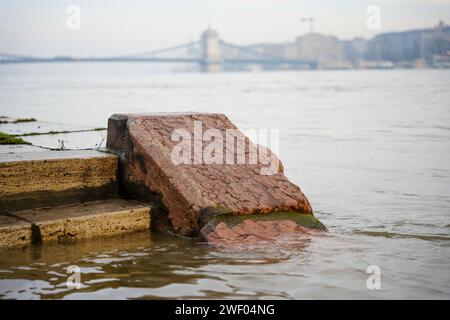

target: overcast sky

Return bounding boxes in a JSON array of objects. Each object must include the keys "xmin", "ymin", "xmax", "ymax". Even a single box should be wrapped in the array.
[{"xmin": 1, "ymin": 0, "xmax": 449, "ymax": 56}]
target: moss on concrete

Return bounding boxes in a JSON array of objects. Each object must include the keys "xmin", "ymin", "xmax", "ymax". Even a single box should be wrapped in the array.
[
  {"xmin": 210, "ymin": 211, "xmax": 326, "ymax": 231},
  {"xmin": 19, "ymin": 128, "xmax": 106, "ymax": 137},
  {"xmin": 0, "ymin": 132, "xmax": 30, "ymax": 145}
]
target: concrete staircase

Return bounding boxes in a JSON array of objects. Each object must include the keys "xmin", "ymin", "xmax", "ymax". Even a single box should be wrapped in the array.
[{"xmin": 0, "ymin": 145, "xmax": 151, "ymax": 248}]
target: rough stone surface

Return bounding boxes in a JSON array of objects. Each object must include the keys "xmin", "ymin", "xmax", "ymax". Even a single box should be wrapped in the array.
[
  {"xmin": 0, "ymin": 215, "xmax": 32, "ymax": 248},
  {"xmin": 0, "ymin": 199, "xmax": 151, "ymax": 248},
  {"xmin": 0, "ymin": 148, "xmax": 118, "ymax": 212},
  {"xmin": 107, "ymin": 113, "xmax": 315, "ymax": 238},
  {"xmin": 206, "ymin": 220, "xmax": 323, "ymax": 246}
]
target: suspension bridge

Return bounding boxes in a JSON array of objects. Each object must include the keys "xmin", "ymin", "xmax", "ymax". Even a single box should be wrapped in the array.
[{"xmin": 0, "ymin": 28, "xmax": 317, "ymax": 71}]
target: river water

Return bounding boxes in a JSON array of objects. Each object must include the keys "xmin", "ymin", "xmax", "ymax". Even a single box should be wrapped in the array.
[{"xmin": 0, "ymin": 64, "xmax": 449, "ymax": 299}]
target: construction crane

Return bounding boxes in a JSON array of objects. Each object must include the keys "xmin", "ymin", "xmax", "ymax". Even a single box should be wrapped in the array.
[{"xmin": 301, "ymin": 17, "xmax": 315, "ymax": 34}]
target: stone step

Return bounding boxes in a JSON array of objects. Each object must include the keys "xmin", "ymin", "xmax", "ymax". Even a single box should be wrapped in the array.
[
  {"xmin": 0, "ymin": 145, "xmax": 118, "ymax": 212},
  {"xmin": 0, "ymin": 199, "xmax": 151, "ymax": 248},
  {"xmin": 107, "ymin": 113, "xmax": 324, "ymax": 241}
]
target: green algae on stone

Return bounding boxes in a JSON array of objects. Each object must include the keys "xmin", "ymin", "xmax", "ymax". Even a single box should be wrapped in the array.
[
  {"xmin": 0, "ymin": 132, "xmax": 31, "ymax": 145},
  {"xmin": 210, "ymin": 211, "xmax": 326, "ymax": 231},
  {"xmin": 13, "ymin": 118, "xmax": 37, "ymax": 123}
]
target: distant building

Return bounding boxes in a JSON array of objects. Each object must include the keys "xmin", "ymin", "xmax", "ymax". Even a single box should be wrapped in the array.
[
  {"xmin": 295, "ymin": 33, "xmax": 347, "ymax": 68},
  {"xmin": 248, "ymin": 43, "xmax": 286, "ymax": 58},
  {"xmin": 367, "ymin": 21, "xmax": 450, "ymax": 66},
  {"xmin": 343, "ymin": 37, "xmax": 369, "ymax": 67},
  {"xmin": 233, "ymin": 21, "xmax": 450, "ymax": 70}
]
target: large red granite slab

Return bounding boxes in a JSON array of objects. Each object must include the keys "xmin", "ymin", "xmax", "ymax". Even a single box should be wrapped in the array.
[{"xmin": 106, "ymin": 113, "xmax": 317, "ymax": 238}]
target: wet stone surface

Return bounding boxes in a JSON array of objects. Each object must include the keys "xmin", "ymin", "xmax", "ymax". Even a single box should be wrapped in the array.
[
  {"xmin": 0, "ymin": 146, "xmax": 118, "ymax": 212},
  {"xmin": 107, "ymin": 113, "xmax": 321, "ymax": 240}
]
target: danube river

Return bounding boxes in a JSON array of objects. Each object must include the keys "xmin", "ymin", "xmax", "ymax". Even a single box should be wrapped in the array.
[{"xmin": 0, "ymin": 64, "xmax": 449, "ymax": 299}]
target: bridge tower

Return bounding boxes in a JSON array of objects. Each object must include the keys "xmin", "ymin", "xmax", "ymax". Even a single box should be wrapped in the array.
[{"xmin": 200, "ymin": 27, "xmax": 222, "ymax": 72}]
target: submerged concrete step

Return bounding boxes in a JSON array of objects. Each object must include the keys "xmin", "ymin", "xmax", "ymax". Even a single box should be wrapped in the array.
[
  {"xmin": 0, "ymin": 199, "xmax": 151, "ymax": 248},
  {"xmin": 0, "ymin": 145, "xmax": 118, "ymax": 212}
]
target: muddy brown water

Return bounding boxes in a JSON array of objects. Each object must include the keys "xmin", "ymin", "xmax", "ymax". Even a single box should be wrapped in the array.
[{"xmin": 0, "ymin": 66, "xmax": 449, "ymax": 299}]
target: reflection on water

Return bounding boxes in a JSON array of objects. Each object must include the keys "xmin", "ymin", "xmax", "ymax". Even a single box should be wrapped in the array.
[
  {"xmin": 0, "ymin": 67, "xmax": 450, "ymax": 299},
  {"xmin": 0, "ymin": 232, "xmax": 311, "ymax": 299},
  {"xmin": 1, "ymin": 230, "xmax": 449, "ymax": 299}
]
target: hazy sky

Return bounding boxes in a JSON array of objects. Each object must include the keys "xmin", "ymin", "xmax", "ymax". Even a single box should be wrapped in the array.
[{"xmin": 1, "ymin": 0, "xmax": 449, "ymax": 56}]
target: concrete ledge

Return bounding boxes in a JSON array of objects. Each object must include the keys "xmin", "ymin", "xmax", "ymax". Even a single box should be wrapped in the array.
[
  {"xmin": 0, "ymin": 199, "xmax": 151, "ymax": 248},
  {"xmin": 107, "ymin": 113, "xmax": 316, "ymax": 238},
  {"xmin": 0, "ymin": 146, "xmax": 118, "ymax": 212}
]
